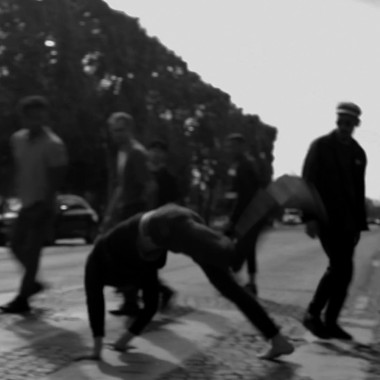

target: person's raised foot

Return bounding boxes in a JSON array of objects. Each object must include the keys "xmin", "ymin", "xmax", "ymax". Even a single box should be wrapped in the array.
[
  {"xmin": 325, "ymin": 323, "xmax": 353, "ymax": 341},
  {"xmin": 0, "ymin": 297, "xmax": 31, "ymax": 314},
  {"xmin": 302, "ymin": 312, "xmax": 330, "ymax": 339},
  {"xmin": 258, "ymin": 333, "xmax": 294, "ymax": 360}
]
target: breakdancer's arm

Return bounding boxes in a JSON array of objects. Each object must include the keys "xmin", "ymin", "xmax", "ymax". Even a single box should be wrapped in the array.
[
  {"xmin": 113, "ymin": 270, "xmax": 160, "ymax": 352},
  {"xmin": 75, "ymin": 250, "xmax": 106, "ymax": 361}
]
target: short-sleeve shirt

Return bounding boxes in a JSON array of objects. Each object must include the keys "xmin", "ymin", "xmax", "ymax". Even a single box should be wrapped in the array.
[{"xmin": 11, "ymin": 127, "xmax": 68, "ymax": 207}]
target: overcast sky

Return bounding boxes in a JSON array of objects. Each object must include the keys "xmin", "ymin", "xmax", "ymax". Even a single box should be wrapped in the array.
[{"xmin": 105, "ymin": 0, "xmax": 380, "ymax": 200}]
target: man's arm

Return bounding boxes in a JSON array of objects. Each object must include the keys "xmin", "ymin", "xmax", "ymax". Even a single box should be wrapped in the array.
[
  {"xmin": 113, "ymin": 270, "xmax": 160, "ymax": 352},
  {"xmin": 81, "ymin": 249, "xmax": 106, "ymax": 360},
  {"xmin": 46, "ymin": 140, "xmax": 68, "ymax": 205},
  {"xmin": 133, "ymin": 150, "xmax": 158, "ymax": 209},
  {"xmin": 301, "ymin": 141, "xmax": 321, "ymax": 237}
]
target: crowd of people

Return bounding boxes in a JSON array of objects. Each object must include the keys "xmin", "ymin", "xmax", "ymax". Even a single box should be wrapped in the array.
[{"xmin": 0, "ymin": 95, "xmax": 368, "ymax": 361}]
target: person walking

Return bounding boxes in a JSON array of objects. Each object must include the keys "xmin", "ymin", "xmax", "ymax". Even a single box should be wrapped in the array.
[
  {"xmin": 79, "ymin": 203, "xmax": 294, "ymax": 361},
  {"xmin": 224, "ymin": 133, "xmax": 266, "ymax": 296},
  {"xmin": 0, "ymin": 95, "xmax": 68, "ymax": 314},
  {"xmin": 147, "ymin": 139, "xmax": 182, "ymax": 309},
  {"xmin": 101, "ymin": 112, "xmax": 157, "ymax": 316},
  {"xmin": 302, "ymin": 101, "xmax": 367, "ymax": 340}
]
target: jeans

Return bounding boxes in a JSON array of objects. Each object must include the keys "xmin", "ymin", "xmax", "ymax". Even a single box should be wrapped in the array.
[{"xmin": 10, "ymin": 202, "xmax": 54, "ymax": 299}]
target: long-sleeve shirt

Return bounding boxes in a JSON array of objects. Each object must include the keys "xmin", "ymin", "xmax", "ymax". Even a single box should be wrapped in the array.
[{"xmin": 84, "ymin": 213, "xmax": 166, "ymax": 337}]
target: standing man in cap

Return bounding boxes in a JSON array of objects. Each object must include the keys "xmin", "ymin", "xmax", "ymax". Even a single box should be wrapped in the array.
[{"xmin": 301, "ymin": 102, "xmax": 367, "ymax": 340}]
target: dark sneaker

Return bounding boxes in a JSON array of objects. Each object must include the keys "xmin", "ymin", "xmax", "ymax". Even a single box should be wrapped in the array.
[
  {"xmin": 325, "ymin": 324, "xmax": 353, "ymax": 341},
  {"xmin": 244, "ymin": 283, "xmax": 258, "ymax": 296},
  {"xmin": 109, "ymin": 303, "xmax": 140, "ymax": 316},
  {"xmin": 0, "ymin": 298, "xmax": 31, "ymax": 314},
  {"xmin": 30, "ymin": 281, "xmax": 47, "ymax": 297},
  {"xmin": 302, "ymin": 313, "xmax": 330, "ymax": 339}
]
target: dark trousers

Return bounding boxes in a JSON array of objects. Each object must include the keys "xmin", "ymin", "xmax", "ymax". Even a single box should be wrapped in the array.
[
  {"xmin": 199, "ymin": 262, "xmax": 279, "ymax": 339},
  {"xmin": 168, "ymin": 216, "xmax": 279, "ymax": 339},
  {"xmin": 231, "ymin": 219, "xmax": 267, "ymax": 274},
  {"xmin": 308, "ymin": 229, "xmax": 358, "ymax": 324},
  {"xmin": 10, "ymin": 202, "xmax": 54, "ymax": 299}
]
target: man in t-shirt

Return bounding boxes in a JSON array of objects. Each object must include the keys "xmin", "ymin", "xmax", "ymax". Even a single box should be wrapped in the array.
[{"xmin": 1, "ymin": 95, "xmax": 68, "ymax": 314}]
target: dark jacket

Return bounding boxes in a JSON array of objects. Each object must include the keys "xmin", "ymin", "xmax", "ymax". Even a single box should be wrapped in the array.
[
  {"xmin": 153, "ymin": 168, "xmax": 181, "ymax": 206},
  {"xmin": 85, "ymin": 213, "xmax": 166, "ymax": 338},
  {"xmin": 229, "ymin": 154, "xmax": 262, "ymax": 228},
  {"xmin": 104, "ymin": 140, "xmax": 157, "ymax": 229},
  {"xmin": 302, "ymin": 130, "xmax": 367, "ymax": 232},
  {"xmin": 85, "ymin": 204, "xmax": 234, "ymax": 338}
]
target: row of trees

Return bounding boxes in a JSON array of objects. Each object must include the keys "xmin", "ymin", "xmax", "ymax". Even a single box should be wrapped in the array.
[{"xmin": 0, "ymin": 0, "xmax": 277, "ymax": 217}]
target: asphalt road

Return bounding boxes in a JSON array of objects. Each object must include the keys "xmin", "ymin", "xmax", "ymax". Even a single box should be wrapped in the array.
[{"xmin": 0, "ymin": 224, "xmax": 378, "ymax": 315}]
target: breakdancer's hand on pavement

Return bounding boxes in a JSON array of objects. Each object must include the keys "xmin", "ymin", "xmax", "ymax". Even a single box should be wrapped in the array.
[{"xmin": 305, "ymin": 220, "xmax": 320, "ymax": 239}]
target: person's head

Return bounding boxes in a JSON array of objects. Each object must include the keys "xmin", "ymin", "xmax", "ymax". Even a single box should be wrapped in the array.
[
  {"xmin": 18, "ymin": 95, "xmax": 49, "ymax": 135},
  {"xmin": 107, "ymin": 112, "xmax": 135, "ymax": 146},
  {"xmin": 148, "ymin": 140, "xmax": 169, "ymax": 170},
  {"xmin": 335, "ymin": 102, "xmax": 361, "ymax": 143},
  {"xmin": 224, "ymin": 133, "xmax": 246, "ymax": 160}
]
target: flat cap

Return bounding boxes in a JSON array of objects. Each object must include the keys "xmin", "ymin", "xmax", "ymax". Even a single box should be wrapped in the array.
[{"xmin": 336, "ymin": 102, "xmax": 361, "ymax": 118}]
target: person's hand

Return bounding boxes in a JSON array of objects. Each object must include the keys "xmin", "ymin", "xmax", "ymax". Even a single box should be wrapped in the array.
[{"xmin": 305, "ymin": 220, "xmax": 320, "ymax": 239}]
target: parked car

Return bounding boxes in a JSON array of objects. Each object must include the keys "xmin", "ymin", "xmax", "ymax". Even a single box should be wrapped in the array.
[
  {"xmin": 281, "ymin": 208, "xmax": 303, "ymax": 225},
  {"xmin": 0, "ymin": 194, "xmax": 99, "ymax": 246}
]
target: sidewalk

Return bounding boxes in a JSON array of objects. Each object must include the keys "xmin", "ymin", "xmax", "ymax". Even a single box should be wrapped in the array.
[{"xmin": 0, "ymin": 285, "xmax": 379, "ymax": 380}]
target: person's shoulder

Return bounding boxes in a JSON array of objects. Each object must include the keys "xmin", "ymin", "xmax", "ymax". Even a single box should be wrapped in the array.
[
  {"xmin": 11, "ymin": 128, "xmax": 28, "ymax": 141},
  {"xmin": 309, "ymin": 131, "xmax": 334, "ymax": 149},
  {"xmin": 44, "ymin": 127, "xmax": 65, "ymax": 146},
  {"xmin": 130, "ymin": 140, "xmax": 148, "ymax": 156}
]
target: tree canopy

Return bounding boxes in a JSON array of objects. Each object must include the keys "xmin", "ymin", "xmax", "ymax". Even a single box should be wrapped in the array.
[{"xmin": 0, "ymin": 0, "xmax": 277, "ymax": 216}]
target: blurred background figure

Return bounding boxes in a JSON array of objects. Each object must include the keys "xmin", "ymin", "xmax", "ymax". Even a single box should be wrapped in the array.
[
  {"xmin": 224, "ymin": 133, "xmax": 266, "ymax": 296},
  {"xmin": 147, "ymin": 139, "xmax": 182, "ymax": 310},
  {"xmin": 101, "ymin": 111, "xmax": 157, "ymax": 316},
  {"xmin": 302, "ymin": 102, "xmax": 367, "ymax": 340},
  {"xmin": 148, "ymin": 140, "xmax": 181, "ymax": 206},
  {"xmin": 0, "ymin": 95, "xmax": 68, "ymax": 314}
]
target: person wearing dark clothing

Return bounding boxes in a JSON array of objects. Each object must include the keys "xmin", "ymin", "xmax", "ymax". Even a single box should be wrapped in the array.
[
  {"xmin": 0, "ymin": 96, "xmax": 68, "ymax": 314},
  {"xmin": 80, "ymin": 204, "xmax": 294, "ymax": 361},
  {"xmin": 224, "ymin": 133, "xmax": 266, "ymax": 295},
  {"xmin": 302, "ymin": 101, "xmax": 367, "ymax": 340},
  {"xmin": 148, "ymin": 140, "xmax": 181, "ymax": 206},
  {"xmin": 147, "ymin": 140, "xmax": 182, "ymax": 309},
  {"xmin": 102, "ymin": 112, "xmax": 157, "ymax": 317}
]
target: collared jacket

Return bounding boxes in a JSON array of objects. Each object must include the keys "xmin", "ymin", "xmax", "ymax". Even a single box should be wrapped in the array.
[
  {"xmin": 302, "ymin": 130, "xmax": 367, "ymax": 232},
  {"xmin": 103, "ymin": 139, "xmax": 157, "ymax": 230}
]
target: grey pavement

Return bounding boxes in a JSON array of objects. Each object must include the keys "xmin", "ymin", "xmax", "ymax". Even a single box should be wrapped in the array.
[{"xmin": 0, "ymin": 228, "xmax": 379, "ymax": 379}]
